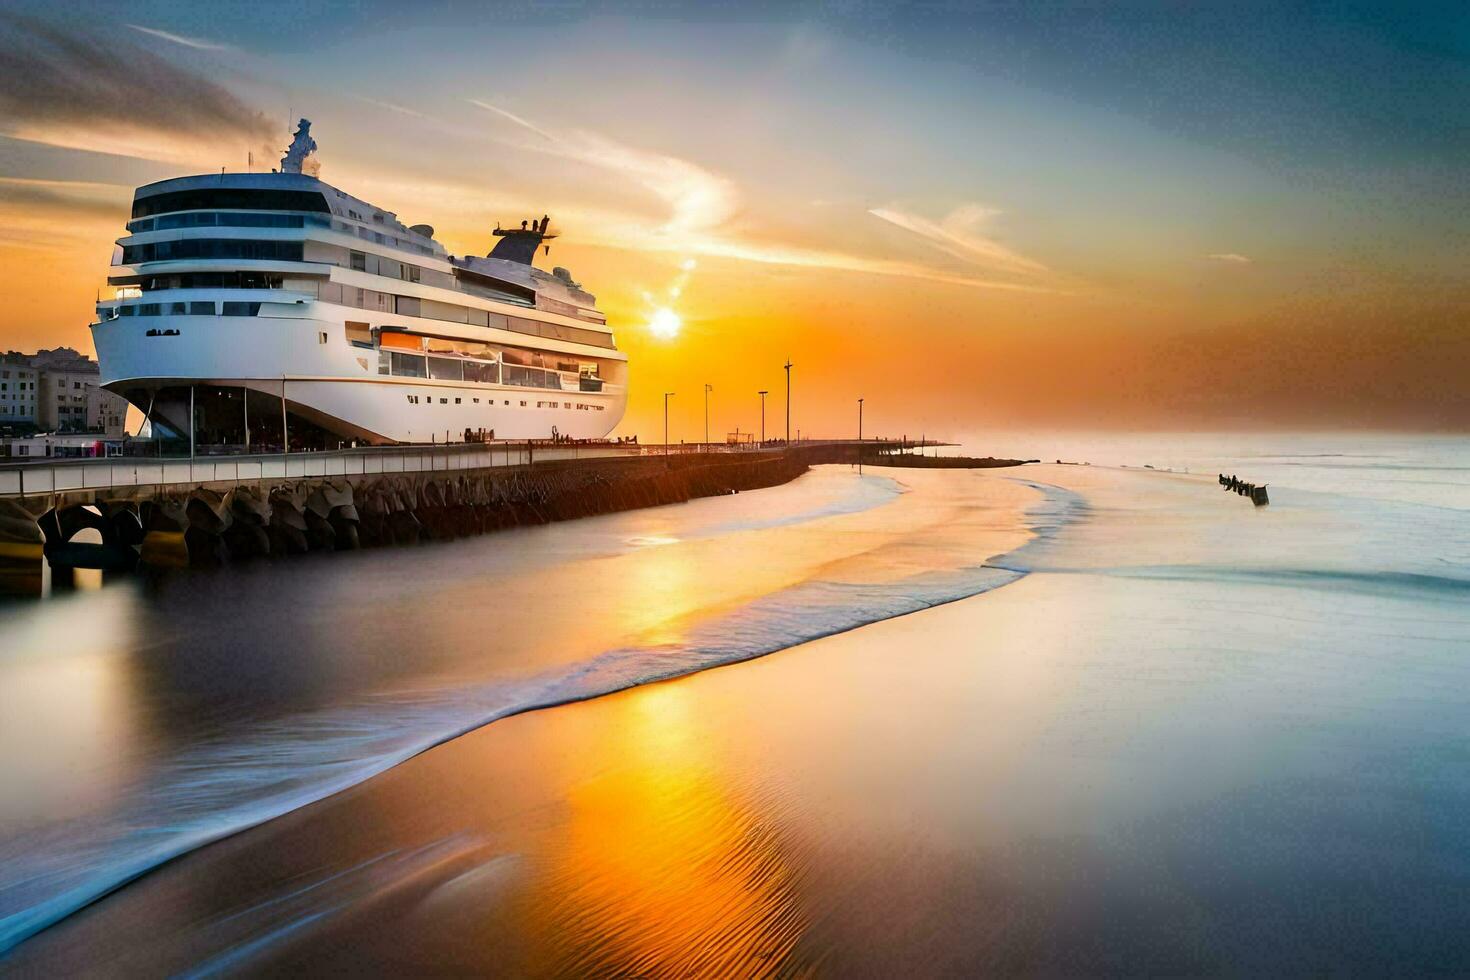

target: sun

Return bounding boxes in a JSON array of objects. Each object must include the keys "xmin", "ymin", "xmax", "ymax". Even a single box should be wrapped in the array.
[{"xmin": 648, "ymin": 307, "xmax": 682, "ymax": 339}]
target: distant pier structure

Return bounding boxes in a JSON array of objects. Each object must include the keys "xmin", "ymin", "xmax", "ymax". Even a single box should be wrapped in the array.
[{"xmin": 1219, "ymin": 473, "xmax": 1270, "ymax": 506}]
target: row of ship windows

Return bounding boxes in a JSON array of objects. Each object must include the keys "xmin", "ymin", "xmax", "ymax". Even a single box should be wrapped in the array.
[
  {"xmin": 132, "ymin": 189, "xmax": 330, "ymax": 218},
  {"xmin": 107, "ymin": 293, "xmax": 615, "ymax": 351},
  {"xmin": 115, "ymin": 302, "xmax": 262, "ymax": 317},
  {"xmin": 381, "ymin": 351, "xmax": 602, "ymax": 392},
  {"xmin": 334, "ymin": 219, "xmax": 436, "ymax": 256},
  {"xmin": 106, "ymin": 296, "xmax": 614, "ymax": 353},
  {"xmin": 126, "ymin": 212, "xmax": 328, "ymax": 233},
  {"xmin": 404, "ymin": 394, "xmax": 606, "ymax": 411},
  {"xmin": 121, "ymin": 240, "xmax": 303, "ymax": 264},
  {"xmin": 126, "ymin": 209, "xmax": 437, "ymax": 260}
]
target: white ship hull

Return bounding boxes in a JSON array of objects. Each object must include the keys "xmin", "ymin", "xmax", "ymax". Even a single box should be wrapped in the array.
[{"xmin": 93, "ymin": 307, "xmax": 626, "ymax": 443}]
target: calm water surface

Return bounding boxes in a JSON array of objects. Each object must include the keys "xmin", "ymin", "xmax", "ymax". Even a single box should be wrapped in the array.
[{"xmin": 2, "ymin": 432, "xmax": 1468, "ymax": 972}]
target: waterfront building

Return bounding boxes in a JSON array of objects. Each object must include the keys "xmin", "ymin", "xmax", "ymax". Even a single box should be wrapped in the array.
[
  {"xmin": 0, "ymin": 354, "xmax": 38, "ymax": 430},
  {"xmin": 1, "ymin": 348, "xmax": 128, "ymax": 437}
]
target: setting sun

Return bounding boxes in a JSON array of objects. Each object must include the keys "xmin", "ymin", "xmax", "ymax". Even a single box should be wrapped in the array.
[{"xmin": 648, "ymin": 307, "xmax": 682, "ymax": 339}]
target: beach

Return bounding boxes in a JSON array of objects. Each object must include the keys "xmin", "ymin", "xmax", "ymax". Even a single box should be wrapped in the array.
[{"xmin": 6, "ymin": 442, "xmax": 1470, "ymax": 974}]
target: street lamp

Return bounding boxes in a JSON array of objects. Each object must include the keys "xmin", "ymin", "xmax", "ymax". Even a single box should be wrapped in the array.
[
  {"xmin": 757, "ymin": 390, "xmax": 769, "ymax": 445},
  {"xmin": 704, "ymin": 383, "xmax": 712, "ymax": 451},
  {"xmin": 664, "ymin": 391, "xmax": 675, "ymax": 459},
  {"xmin": 858, "ymin": 397, "xmax": 864, "ymax": 441},
  {"xmin": 783, "ymin": 359, "xmax": 793, "ymax": 445}
]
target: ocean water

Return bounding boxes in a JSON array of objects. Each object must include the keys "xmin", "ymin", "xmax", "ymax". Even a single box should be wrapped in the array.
[
  {"xmin": 0, "ymin": 464, "xmax": 1024, "ymax": 954},
  {"xmin": 1, "ymin": 432, "xmax": 1468, "ymax": 969}
]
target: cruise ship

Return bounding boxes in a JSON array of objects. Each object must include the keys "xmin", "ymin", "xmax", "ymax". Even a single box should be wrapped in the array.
[{"xmin": 91, "ymin": 121, "xmax": 627, "ymax": 452}]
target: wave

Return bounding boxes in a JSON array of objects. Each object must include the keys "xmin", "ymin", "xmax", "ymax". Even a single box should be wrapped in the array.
[{"xmin": 0, "ymin": 480, "xmax": 1075, "ymax": 957}]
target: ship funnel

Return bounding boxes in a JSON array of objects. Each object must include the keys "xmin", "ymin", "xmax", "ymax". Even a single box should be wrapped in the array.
[{"xmin": 488, "ymin": 214, "xmax": 557, "ymax": 265}]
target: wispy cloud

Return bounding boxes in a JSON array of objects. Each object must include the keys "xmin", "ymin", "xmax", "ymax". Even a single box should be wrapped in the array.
[
  {"xmin": 868, "ymin": 204, "xmax": 1046, "ymax": 277},
  {"xmin": 668, "ymin": 235, "xmax": 1055, "ymax": 293},
  {"xmin": 0, "ymin": 17, "xmax": 273, "ymax": 164},
  {"xmin": 468, "ymin": 98, "xmax": 738, "ymax": 235},
  {"xmin": 1208, "ymin": 252, "xmax": 1252, "ymax": 263},
  {"xmin": 467, "ymin": 99, "xmax": 556, "ymax": 142},
  {"xmin": 126, "ymin": 23, "xmax": 232, "ymax": 52},
  {"xmin": 463, "ymin": 99, "xmax": 1051, "ymax": 292}
]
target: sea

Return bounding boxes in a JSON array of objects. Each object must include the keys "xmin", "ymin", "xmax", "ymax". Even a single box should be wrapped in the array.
[{"xmin": 0, "ymin": 430, "xmax": 1466, "ymax": 967}]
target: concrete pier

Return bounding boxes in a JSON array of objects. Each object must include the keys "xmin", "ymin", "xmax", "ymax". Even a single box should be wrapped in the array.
[{"xmin": 0, "ymin": 439, "xmax": 952, "ymax": 596}]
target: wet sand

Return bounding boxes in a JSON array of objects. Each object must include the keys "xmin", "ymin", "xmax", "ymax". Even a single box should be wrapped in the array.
[{"xmin": 10, "ymin": 461, "xmax": 1470, "ymax": 975}]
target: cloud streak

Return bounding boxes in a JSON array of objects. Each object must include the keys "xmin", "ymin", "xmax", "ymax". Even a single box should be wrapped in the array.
[
  {"xmin": 868, "ymin": 204, "xmax": 1046, "ymax": 277},
  {"xmin": 126, "ymin": 24, "xmax": 233, "ymax": 52},
  {"xmin": 466, "ymin": 99, "xmax": 556, "ymax": 142},
  {"xmin": 469, "ymin": 98, "xmax": 738, "ymax": 234},
  {"xmin": 1208, "ymin": 252, "xmax": 1252, "ymax": 263}
]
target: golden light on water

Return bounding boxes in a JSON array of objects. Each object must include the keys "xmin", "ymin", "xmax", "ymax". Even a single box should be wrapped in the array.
[{"xmin": 533, "ymin": 681, "xmax": 810, "ymax": 977}]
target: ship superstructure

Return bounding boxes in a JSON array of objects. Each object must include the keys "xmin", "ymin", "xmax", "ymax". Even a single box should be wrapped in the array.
[{"xmin": 91, "ymin": 120, "xmax": 627, "ymax": 451}]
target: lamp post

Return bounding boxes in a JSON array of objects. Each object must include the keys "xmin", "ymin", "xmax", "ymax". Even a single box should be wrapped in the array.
[
  {"xmin": 758, "ymin": 390, "xmax": 768, "ymax": 445},
  {"xmin": 783, "ymin": 360, "xmax": 793, "ymax": 445},
  {"xmin": 704, "ymin": 383, "xmax": 712, "ymax": 451},
  {"xmin": 664, "ymin": 391, "xmax": 675, "ymax": 460},
  {"xmin": 858, "ymin": 397, "xmax": 864, "ymax": 442}
]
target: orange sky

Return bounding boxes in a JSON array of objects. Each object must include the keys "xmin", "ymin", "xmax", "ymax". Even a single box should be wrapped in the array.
[{"xmin": 1, "ymin": 5, "xmax": 1467, "ymax": 436}]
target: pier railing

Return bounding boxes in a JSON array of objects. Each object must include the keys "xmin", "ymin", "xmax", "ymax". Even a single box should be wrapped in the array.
[{"xmin": 0, "ymin": 442, "xmax": 644, "ymax": 497}]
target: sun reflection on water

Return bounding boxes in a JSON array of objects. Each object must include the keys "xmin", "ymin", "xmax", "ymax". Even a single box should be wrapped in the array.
[{"xmin": 531, "ymin": 682, "xmax": 813, "ymax": 978}]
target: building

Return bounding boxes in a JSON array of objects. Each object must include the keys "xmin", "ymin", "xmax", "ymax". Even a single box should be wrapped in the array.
[
  {"xmin": 0, "ymin": 353, "xmax": 39, "ymax": 430},
  {"xmin": 0, "ymin": 348, "xmax": 130, "ymax": 437}
]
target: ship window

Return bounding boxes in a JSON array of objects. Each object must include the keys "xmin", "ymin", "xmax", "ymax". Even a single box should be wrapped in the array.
[
  {"xmin": 350, "ymin": 251, "xmax": 366, "ymax": 272},
  {"xmin": 318, "ymin": 331, "xmax": 329, "ymax": 344},
  {"xmin": 131, "ymin": 187, "xmax": 330, "ymax": 218},
  {"xmin": 462, "ymin": 361, "xmax": 499, "ymax": 384},
  {"xmin": 390, "ymin": 352, "xmax": 426, "ymax": 378},
  {"xmin": 439, "ymin": 398, "xmax": 447, "ymax": 404},
  {"xmin": 138, "ymin": 303, "xmax": 160, "ymax": 316},
  {"xmin": 454, "ymin": 398, "xmax": 461, "ymax": 404},
  {"xmin": 117, "ymin": 306, "xmax": 135, "ymax": 316},
  {"xmin": 427, "ymin": 357, "xmax": 463, "ymax": 382},
  {"xmin": 121, "ymin": 239, "xmax": 304, "ymax": 263},
  {"xmin": 168, "ymin": 302, "xmax": 187, "ymax": 315},
  {"xmin": 189, "ymin": 301, "xmax": 215, "ymax": 315},
  {"xmin": 222, "ymin": 302, "xmax": 261, "ymax": 316}
]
